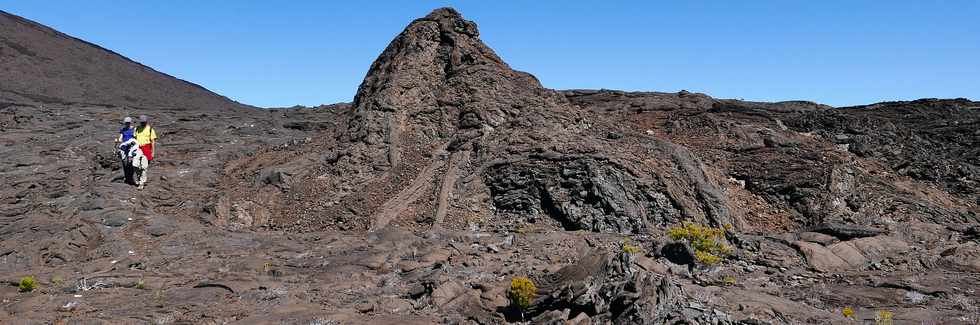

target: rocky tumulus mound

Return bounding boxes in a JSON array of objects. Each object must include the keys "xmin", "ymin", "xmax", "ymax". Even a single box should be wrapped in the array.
[{"xmin": 222, "ymin": 8, "xmax": 738, "ymax": 235}]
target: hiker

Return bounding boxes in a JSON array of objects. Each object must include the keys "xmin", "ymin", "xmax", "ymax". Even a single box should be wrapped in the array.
[
  {"xmin": 134, "ymin": 115, "xmax": 157, "ymax": 189},
  {"xmin": 119, "ymin": 138, "xmax": 149, "ymax": 188},
  {"xmin": 115, "ymin": 117, "xmax": 136, "ymax": 184},
  {"xmin": 115, "ymin": 116, "xmax": 135, "ymax": 147}
]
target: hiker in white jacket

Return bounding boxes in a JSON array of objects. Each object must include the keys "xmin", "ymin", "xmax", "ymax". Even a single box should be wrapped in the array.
[{"xmin": 118, "ymin": 138, "xmax": 148, "ymax": 189}]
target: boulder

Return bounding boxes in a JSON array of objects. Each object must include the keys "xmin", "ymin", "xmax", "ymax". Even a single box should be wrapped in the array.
[
  {"xmin": 102, "ymin": 210, "xmax": 131, "ymax": 227},
  {"xmin": 477, "ymin": 283, "xmax": 509, "ymax": 309},
  {"xmin": 255, "ymin": 168, "xmax": 292, "ymax": 190},
  {"xmin": 798, "ymin": 231, "xmax": 837, "ymax": 245},
  {"xmin": 429, "ymin": 280, "xmax": 491, "ymax": 321},
  {"xmin": 846, "ymin": 235, "xmax": 910, "ymax": 262},
  {"xmin": 964, "ymin": 225, "xmax": 980, "ymax": 240},
  {"xmin": 827, "ymin": 241, "xmax": 868, "ymax": 267},
  {"xmin": 227, "ymin": 200, "xmax": 271, "ymax": 228},
  {"xmin": 940, "ymin": 242, "xmax": 980, "ymax": 272},
  {"xmin": 567, "ymin": 312, "xmax": 591, "ymax": 325},
  {"xmin": 795, "ymin": 236, "xmax": 911, "ymax": 272},
  {"xmin": 794, "ymin": 241, "xmax": 848, "ymax": 272},
  {"xmin": 634, "ymin": 256, "xmax": 668, "ymax": 274},
  {"xmin": 431, "ymin": 281, "xmax": 467, "ymax": 308},
  {"xmin": 532, "ymin": 309, "xmax": 570, "ymax": 324},
  {"xmin": 807, "ymin": 222, "xmax": 885, "ymax": 240},
  {"xmin": 660, "ymin": 242, "xmax": 696, "ymax": 265},
  {"xmin": 420, "ymin": 248, "xmax": 451, "ymax": 267},
  {"xmin": 376, "ymin": 297, "xmax": 414, "ymax": 313},
  {"xmin": 531, "ymin": 249, "xmax": 735, "ymax": 324},
  {"xmin": 145, "ymin": 217, "xmax": 176, "ymax": 237}
]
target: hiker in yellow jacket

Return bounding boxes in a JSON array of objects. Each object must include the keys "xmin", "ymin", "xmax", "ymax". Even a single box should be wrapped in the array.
[{"xmin": 134, "ymin": 115, "xmax": 158, "ymax": 190}]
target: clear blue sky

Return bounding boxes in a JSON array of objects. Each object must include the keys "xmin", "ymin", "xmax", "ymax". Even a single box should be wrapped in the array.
[{"xmin": 3, "ymin": 1, "xmax": 978, "ymax": 107}]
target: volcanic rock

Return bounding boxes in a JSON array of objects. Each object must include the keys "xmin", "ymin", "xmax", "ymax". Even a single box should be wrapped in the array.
[
  {"xmin": 145, "ymin": 216, "xmax": 177, "ymax": 237},
  {"xmin": 531, "ymin": 250, "xmax": 735, "ymax": 324},
  {"xmin": 794, "ymin": 241, "xmax": 848, "ymax": 272},
  {"xmin": 2, "ymin": 6, "xmax": 980, "ymax": 325},
  {"xmin": 98, "ymin": 208, "xmax": 134, "ymax": 226},
  {"xmin": 660, "ymin": 242, "xmax": 697, "ymax": 266},
  {"xmin": 227, "ymin": 8, "xmax": 739, "ymax": 234},
  {"xmin": 795, "ymin": 236, "xmax": 911, "ymax": 272}
]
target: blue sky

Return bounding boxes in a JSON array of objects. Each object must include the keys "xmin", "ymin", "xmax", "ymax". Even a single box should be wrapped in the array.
[{"xmin": 3, "ymin": 1, "xmax": 978, "ymax": 107}]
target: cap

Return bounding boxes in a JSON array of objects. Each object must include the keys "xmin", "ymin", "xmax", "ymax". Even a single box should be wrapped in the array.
[
  {"xmin": 123, "ymin": 117, "xmax": 133, "ymax": 123},
  {"xmin": 139, "ymin": 115, "xmax": 148, "ymax": 122}
]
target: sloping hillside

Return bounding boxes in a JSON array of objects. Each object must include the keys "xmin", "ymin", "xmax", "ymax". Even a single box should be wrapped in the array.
[{"xmin": 0, "ymin": 10, "xmax": 248, "ymax": 110}]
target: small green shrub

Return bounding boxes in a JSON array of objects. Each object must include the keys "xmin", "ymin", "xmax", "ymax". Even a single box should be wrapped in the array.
[
  {"xmin": 508, "ymin": 277, "xmax": 537, "ymax": 310},
  {"xmin": 722, "ymin": 275, "xmax": 736, "ymax": 286},
  {"xmin": 261, "ymin": 262, "xmax": 273, "ymax": 273},
  {"xmin": 19, "ymin": 276, "xmax": 37, "ymax": 292},
  {"xmin": 262, "ymin": 262, "xmax": 283, "ymax": 277},
  {"xmin": 136, "ymin": 278, "xmax": 146, "ymax": 290},
  {"xmin": 667, "ymin": 222, "xmax": 732, "ymax": 265},
  {"xmin": 622, "ymin": 243, "xmax": 642, "ymax": 254},
  {"xmin": 621, "ymin": 238, "xmax": 642, "ymax": 255},
  {"xmin": 515, "ymin": 224, "xmax": 532, "ymax": 234},
  {"xmin": 694, "ymin": 251, "xmax": 722, "ymax": 265},
  {"xmin": 875, "ymin": 310, "xmax": 894, "ymax": 325},
  {"xmin": 842, "ymin": 307, "xmax": 855, "ymax": 319}
]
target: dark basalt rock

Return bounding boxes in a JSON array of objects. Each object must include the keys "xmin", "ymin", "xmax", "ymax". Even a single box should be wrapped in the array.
[
  {"xmin": 102, "ymin": 211, "xmax": 130, "ymax": 227},
  {"xmin": 963, "ymin": 225, "xmax": 980, "ymax": 240},
  {"xmin": 659, "ymin": 242, "xmax": 696, "ymax": 266},
  {"xmin": 806, "ymin": 222, "xmax": 885, "ymax": 240},
  {"xmin": 486, "ymin": 158, "xmax": 678, "ymax": 234},
  {"xmin": 145, "ymin": 217, "xmax": 176, "ymax": 237},
  {"xmin": 531, "ymin": 250, "xmax": 734, "ymax": 324},
  {"xmin": 786, "ymin": 99, "xmax": 980, "ymax": 200},
  {"xmin": 255, "ymin": 169, "xmax": 292, "ymax": 190}
]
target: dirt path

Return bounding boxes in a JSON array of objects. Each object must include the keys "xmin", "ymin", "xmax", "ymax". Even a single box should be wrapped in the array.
[
  {"xmin": 369, "ymin": 157, "xmax": 444, "ymax": 231},
  {"xmin": 432, "ymin": 150, "xmax": 467, "ymax": 230}
]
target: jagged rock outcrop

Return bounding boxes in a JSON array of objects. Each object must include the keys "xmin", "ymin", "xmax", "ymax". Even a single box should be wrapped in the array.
[
  {"xmin": 794, "ymin": 236, "xmax": 911, "ymax": 272},
  {"xmin": 486, "ymin": 158, "xmax": 678, "ymax": 233},
  {"xmin": 788, "ymin": 99, "xmax": 979, "ymax": 197},
  {"xmin": 347, "ymin": 7, "xmax": 566, "ymax": 163},
  {"xmin": 529, "ymin": 250, "xmax": 736, "ymax": 324}
]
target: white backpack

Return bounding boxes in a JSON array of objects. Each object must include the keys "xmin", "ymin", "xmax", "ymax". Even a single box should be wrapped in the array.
[
  {"xmin": 131, "ymin": 149, "xmax": 148, "ymax": 170},
  {"xmin": 119, "ymin": 139, "xmax": 147, "ymax": 169}
]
